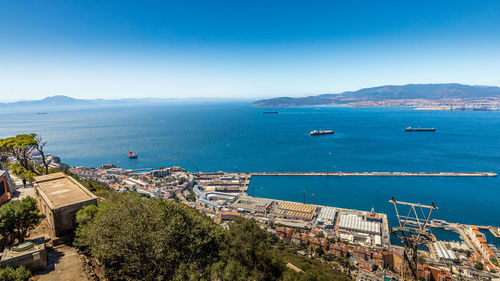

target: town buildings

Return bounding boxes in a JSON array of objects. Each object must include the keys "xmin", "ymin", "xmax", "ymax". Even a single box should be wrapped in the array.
[
  {"xmin": 417, "ymin": 264, "xmax": 452, "ymax": 281},
  {"xmin": 215, "ymin": 211, "xmax": 241, "ymax": 224},
  {"xmin": 65, "ymin": 164, "xmax": 500, "ymax": 279}
]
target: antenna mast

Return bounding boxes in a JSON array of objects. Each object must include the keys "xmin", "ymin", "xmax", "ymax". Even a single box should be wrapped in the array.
[{"xmin": 389, "ymin": 197, "xmax": 438, "ymax": 281}]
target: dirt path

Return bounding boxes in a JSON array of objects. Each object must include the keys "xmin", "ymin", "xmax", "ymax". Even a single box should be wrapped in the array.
[{"xmin": 33, "ymin": 245, "xmax": 88, "ymax": 281}]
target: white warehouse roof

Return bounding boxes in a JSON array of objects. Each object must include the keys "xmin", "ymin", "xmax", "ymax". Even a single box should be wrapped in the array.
[
  {"xmin": 318, "ymin": 207, "xmax": 337, "ymax": 221},
  {"xmin": 338, "ymin": 213, "xmax": 381, "ymax": 235},
  {"xmin": 434, "ymin": 241, "xmax": 456, "ymax": 260}
]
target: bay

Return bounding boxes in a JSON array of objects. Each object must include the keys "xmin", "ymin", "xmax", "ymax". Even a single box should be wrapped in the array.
[{"xmin": 1, "ymin": 103, "xmax": 499, "ymax": 245}]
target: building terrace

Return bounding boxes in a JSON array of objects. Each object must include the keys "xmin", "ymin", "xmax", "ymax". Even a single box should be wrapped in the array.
[{"xmin": 34, "ymin": 172, "xmax": 98, "ymax": 237}]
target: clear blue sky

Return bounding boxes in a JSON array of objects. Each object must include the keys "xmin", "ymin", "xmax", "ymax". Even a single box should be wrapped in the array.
[{"xmin": 1, "ymin": 0, "xmax": 500, "ymax": 100}]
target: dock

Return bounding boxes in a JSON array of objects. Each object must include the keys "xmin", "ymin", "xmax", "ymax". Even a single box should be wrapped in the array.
[
  {"xmin": 129, "ymin": 168, "xmax": 154, "ymax": 172},
  {"xmin": 489, "ymin": 227, "xmax": 500, "ymax": 239},
  {"xmin": 248, "ymin": 172, "xmax": 497, "ymax": 177}
]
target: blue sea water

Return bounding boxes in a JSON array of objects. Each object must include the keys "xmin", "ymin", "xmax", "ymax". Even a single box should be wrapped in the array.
[
  {"xmin": 431, "ymin": 228, "xmax": 462, "ymax": 242},
  {"xmin": 0, "ymin": 103, "xmax": 499, "ymax": 245}
]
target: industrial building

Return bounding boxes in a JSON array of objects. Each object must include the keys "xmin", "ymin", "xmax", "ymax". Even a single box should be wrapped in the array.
[
  {"xmin": 34, "ymin": 173, "xmax": 98, "ymax": 237},
  {"xmin": 316, "ymin": 207, "xmax": 337, "ymax": 229},
  {"xmin": 433, "ymin": 241, "xmax": 457, "ymax": 261},
  {"xmin": 231, "ymin": 196, "xmax": 273, "ymax": 214},
  {"xmin": 366, "ymin": 207, "xmax": 382, "ymax": 223},
  {"xmin": 124, "ymin": 178, "xmax": 148, "ymax": 188},
  {"xmin": 193, "ymin": 185, "xmax": 222, "ymax": 210},
  {"xmin": 338, "ymin": 213, "xmax": 381, "ymax": 235},
  {"xmin": 317, "ymin": 207, "xmax": 337, "ymax": 221},
  {"xmin": 206, "ymin": 191, "xmax": 239, "ymax": 202},
  {"xmin": 272, "ymin": 201, "xmax": 317, "ymax": 220},
  {"xmin": 199, "ymin": 198, "xmax": 222, "ymax": 210},
  {"xmin": 193, "ymin": 185, "xmax": 205, "ymax": 198}
]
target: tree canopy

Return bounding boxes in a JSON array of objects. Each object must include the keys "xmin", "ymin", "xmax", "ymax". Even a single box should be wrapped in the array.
[
  {"xmin": 75, "ymin": 193, "xmax": 226, "ymax": 280},
  {"xmin": 0, "ymin": 134, "xmax": 49, "ymax": 176},
  {"xmin": 0, "ymin": 266, "xmax": 31, "ymax": 281},
  {"xmin": 75, "ymin": 192, "xmax": 351, "ymax": 281},
  {"xmin": 0, "ymin": 197, "xmax": 45, "ymax": 244},
  {"xmin": 474, "ymin": 262, "xmax": 484, "ymax": 270},
  {"xmin": 207, "ymin": 217, "xmax": 284, "ymax": 281}
]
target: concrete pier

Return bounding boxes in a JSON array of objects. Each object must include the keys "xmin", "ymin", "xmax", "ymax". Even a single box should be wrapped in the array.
[{"xmin": 489, "ymin": 227, "xmax": 500, "ymax": 238}]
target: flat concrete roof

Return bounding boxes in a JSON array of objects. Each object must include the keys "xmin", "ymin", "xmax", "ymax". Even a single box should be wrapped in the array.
[
  {"xmin": 34, "ymin": 173, "xmax": 97, "ymax": 209},
  {"xmin": 2, "ymin": 237, "xmax": 45, "ymax": 261}
]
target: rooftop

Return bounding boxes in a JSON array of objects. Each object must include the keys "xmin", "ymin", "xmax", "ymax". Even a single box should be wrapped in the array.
[
  {"xmin": 34, "ymin": 172, "xmax": 97, "ymax": 209},
  {"xmin": 1, "ymin": 237, "xmax": 45, "ymax": 261}
]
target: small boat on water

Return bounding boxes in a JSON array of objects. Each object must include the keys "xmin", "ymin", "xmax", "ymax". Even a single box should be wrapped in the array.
[
  {"xmin": 263, "ymin": 111, "xmax": 278, "ymax": 114},
  {"xmin": 128, "ymin": 151, "xmax": 138, "ymax": 158},
  {"xmin": 405, "ymin": 126, "xmax": 436, "ymax": 132},
  {"xmin": 310, "ymin": 130, "xmax": 334, "ymax": 136}
]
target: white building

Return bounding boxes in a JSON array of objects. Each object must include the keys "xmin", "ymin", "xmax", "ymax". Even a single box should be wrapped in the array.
[
  {"xmin": 152, "ymin": 168, "xmax": 171, "ymax": 177},
  {"xmin": 338, "ymin": 213, "xmax": 381, "ymax": 235},
  {"xmin": 433, "ymin": 241, "xmax": 457, "ymax": 261}
]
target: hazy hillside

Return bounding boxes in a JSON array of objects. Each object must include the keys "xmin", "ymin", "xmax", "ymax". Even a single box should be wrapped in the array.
[
  {"xmin": 0, "ymin": 95, "xmax": 243, "ymax": 108},
  {"xmin": 253, "ymin": 83, "xmax": 500, "ymax": 107}
]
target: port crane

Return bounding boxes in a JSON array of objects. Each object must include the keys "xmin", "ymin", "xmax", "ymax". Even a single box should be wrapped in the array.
[{"xmin": 389, "ymin": 197, "xmax": 438, "ymax": 281}]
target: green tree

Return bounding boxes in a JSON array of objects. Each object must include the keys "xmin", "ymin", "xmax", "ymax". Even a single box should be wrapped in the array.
[
  {"xmin": 74, "ymin": 192, "xmax": 352, "ymax": 281},
  {"xmin": 170, "ymin": 192, "xmax": 180, "ymax": 203},
  {"xmin": 75, "ymin": 193, "xmax": 225, "ymax": 281},
  {"xmin": 0, "ymin": 134, "xmax": 41, "ymax": 175},
  {"xmin": 0, "ymin": 204, "xmax": 15, "ymax": 246},
  {"xmin": 278, "ymin": 250, "xmax": 352, "ymax": 281},
  {"xmin": 0, "ymin": 266, "xmax": 31, "ymax": 281},
  {"xmin": 315, "ymin": 247, "xmax": 325, "ymax": 257},
  {"xmin": 73, "ymin": 204, "xmax": 98, "ymax": 251},
  {"xmin": 185, "ymin": 186, "xmax": 196, "ymax": 202},
  {"xmin": 75, "ymin": 205, "xmax": 98, "ymax": 227},
  {"xmin": 211, "ymin": 217, "xmax": 284, "ymax": 281},
  {"xmin": 474, "ymin": 262, "xmax": 484, "ymax": 270},
  {"xmin": 0, "ymin": 197, "xmax": 45, "ymax": 242},
  {"xmin": 8, "ymin": 162, "xmax": 35, "ymax": 183}
]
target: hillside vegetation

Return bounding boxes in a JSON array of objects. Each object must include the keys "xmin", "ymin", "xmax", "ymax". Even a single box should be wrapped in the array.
[{"xmin": 74, "ymin": 192, "xmax": 352, "ymax": 281}]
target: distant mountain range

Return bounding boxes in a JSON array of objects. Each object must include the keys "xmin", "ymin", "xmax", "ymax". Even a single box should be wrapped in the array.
[
  {"xmin": 5, "ymin": 84, "xmax": 500, "ymax": 109},
  {"xmin": 0, "ymin": 95, "xmax": 243, "ymax": 108},
  {"xmin": 253, "ymin": 83, "xmax": 500, "ymax": 107}
]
